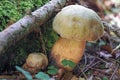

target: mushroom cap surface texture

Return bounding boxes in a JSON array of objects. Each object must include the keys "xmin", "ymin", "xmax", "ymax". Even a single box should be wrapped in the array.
[
  {"xmin": 26, "ymin": 53, "xmax": 48, "ymax": 69},
  {"xmin": 53, "ymin": 5, "xmax": 104, "ymax": 41}
]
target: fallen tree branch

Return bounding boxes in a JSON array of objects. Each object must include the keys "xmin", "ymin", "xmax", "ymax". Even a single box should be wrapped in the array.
[{"xmin": 0, "ymin": 0, "xmax": 67, "ymax": 55}]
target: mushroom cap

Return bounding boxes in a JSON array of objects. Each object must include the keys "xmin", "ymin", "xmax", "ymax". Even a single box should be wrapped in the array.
[
  {"xmin": 26, "ymin": 53, "xmax": 48, "ymax": 69},
  {"xmin": 53, "ymin": 5, "xmax": 104, "ymax": 41}
]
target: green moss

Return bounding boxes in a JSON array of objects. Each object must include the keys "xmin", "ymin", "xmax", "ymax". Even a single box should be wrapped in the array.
[
  {"xmin": 41, "ymin": 19, "xmax": 59, "ymax": 53},
  {"xmin": 0, "ymin": 0, "xmax": 49, "ymax": 31}
]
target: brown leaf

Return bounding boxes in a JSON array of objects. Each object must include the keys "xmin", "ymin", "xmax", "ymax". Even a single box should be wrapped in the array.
[
  {"xmin": 101, "ymin": 45, "xmax": 113, "ymax": 53},
  {"xmin": 61, "ymin": 71, "xmax": 73, "ymax": 80}
]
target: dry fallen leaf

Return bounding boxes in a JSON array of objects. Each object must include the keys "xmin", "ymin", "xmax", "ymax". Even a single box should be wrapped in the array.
[
  {"xmin": 61, "ymin": 71, "xmax": 73, "ymax": 80},
  {"xmin": 101, "ymin": 45, "xmax": 113, "ymax": 53}
]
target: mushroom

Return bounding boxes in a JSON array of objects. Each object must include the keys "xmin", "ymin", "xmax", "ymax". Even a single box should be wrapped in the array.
[
  {"xmin": 22, "ymin": 53, "xmax": 48, "ymax": 74},
  {"xmin": 51, "ymin": 5, "xmax": 104, "ymax": 71}
]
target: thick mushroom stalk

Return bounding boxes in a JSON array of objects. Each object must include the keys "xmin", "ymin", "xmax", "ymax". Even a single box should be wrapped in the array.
[
  {"xmin": 52, "ymin": 37, "xmax": 86, "ymax": 71},
  {"xmin": 51, "ymin": 5, "xmax": 104, "ymax": 71}
]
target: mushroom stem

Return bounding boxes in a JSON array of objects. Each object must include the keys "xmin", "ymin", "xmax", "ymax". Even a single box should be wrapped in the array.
[{"xmin": 51, "ymin": 37, "xmax": 86, "ymax": 71}]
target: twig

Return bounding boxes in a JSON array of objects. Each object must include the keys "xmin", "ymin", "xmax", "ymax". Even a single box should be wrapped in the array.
[
  {"xmin": 0, "ymin": 75, "xmax": 16, "ymax": 79},
  {"xmin": 113, "ymin": 30, "xmax": 120, "ymax": 38},
  {"xmin": 87, "ymin": 53, "xmax": 108, "ymax": 63},
  {"xmin": 90, "ymin": 68, "xmax": 111, "ymax": 76},
  {"xmin": 82, "ymin": 54, "xmax": 88, "ymax": 69},
  {"xmin": 109, "ymin": 64, "xmax": 119, "ymax": 80},
  {"xmin": 95, "ymin": 52, "xmax": 120, "ymax": 64},
  {"xmin": 39, "ymin": 28, "xmax": 47, "ymax": 56},
  {"xmin": 81, "ymin": 58, "xmax": 96, "ymax": 72},
  {"xmin": 83, "ymin": 61, "xmax": 101, "ymax": 73},
  {"xmin": 78, "ymin": 67, "xmax": 87, "ymax": 80},
  {"xmin": 81, "ymin": 53, "xmax": 102, "ymax": 73},
  {"xmin": 80, "ymin": 56, "xmax": 101, "ymax": 73},
  {"xmin": 96, "ymin": 56, "xmax": 108, "ymax": 63},
  {"xmin": 111, "ymin": 44, "xmax": 120, "ymax": 54}
]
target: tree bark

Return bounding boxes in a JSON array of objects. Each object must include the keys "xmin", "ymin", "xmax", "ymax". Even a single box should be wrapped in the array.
[{"xmin": 0, "ymin": 0, "xmax": 67, "ymax": 55}]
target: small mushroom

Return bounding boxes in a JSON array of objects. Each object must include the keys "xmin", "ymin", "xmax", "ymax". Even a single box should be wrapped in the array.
[
  {"xmin": 22, "ymin": 53, "xmax": 48, "ymax": 74},
  {"xmin": 51, "ymin": 5, "xmax": 104, "ymax": 71}
]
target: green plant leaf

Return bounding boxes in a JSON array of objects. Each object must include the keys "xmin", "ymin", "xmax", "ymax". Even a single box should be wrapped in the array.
[
  {"xmin": 62, "ymin": 59, "xmax": 69, "ymax": 66},
  {"xmin": 47, "ymin": 66, "xmax": 58, "ymax": 75},
  {"xmin": 48, "ymin": 65, "xmax": 57, "ymax": 69},
  {"xmin": 15, "ymin": 66, "xmax": 32, "ymax": 80},
  {"xmin": 68, "ymin": 60, "xmax": 76, "ymax": 68},
  {"xmin": 35, "ymin": 72, "xmax": 50, "ymax": 80},
  {"xmin": 47, "ymin": 69, "xmax": 58, "ymax": 75},
  {"xmin": 102, "ymin": 76, "xmax": 108, "ymax": 80},
  {"xmin": 61, "ymin": 59, "xmax": 76, "ymax": 68}
]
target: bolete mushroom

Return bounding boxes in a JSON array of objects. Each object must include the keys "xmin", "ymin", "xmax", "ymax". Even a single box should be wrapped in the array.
[
  {"xmin": 22, "ymin": 53, "xmax": 48, "ymax": 74},
  {"xmin": 51, "ymin": 5, "xmax": 104, "ymax": 71}
]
